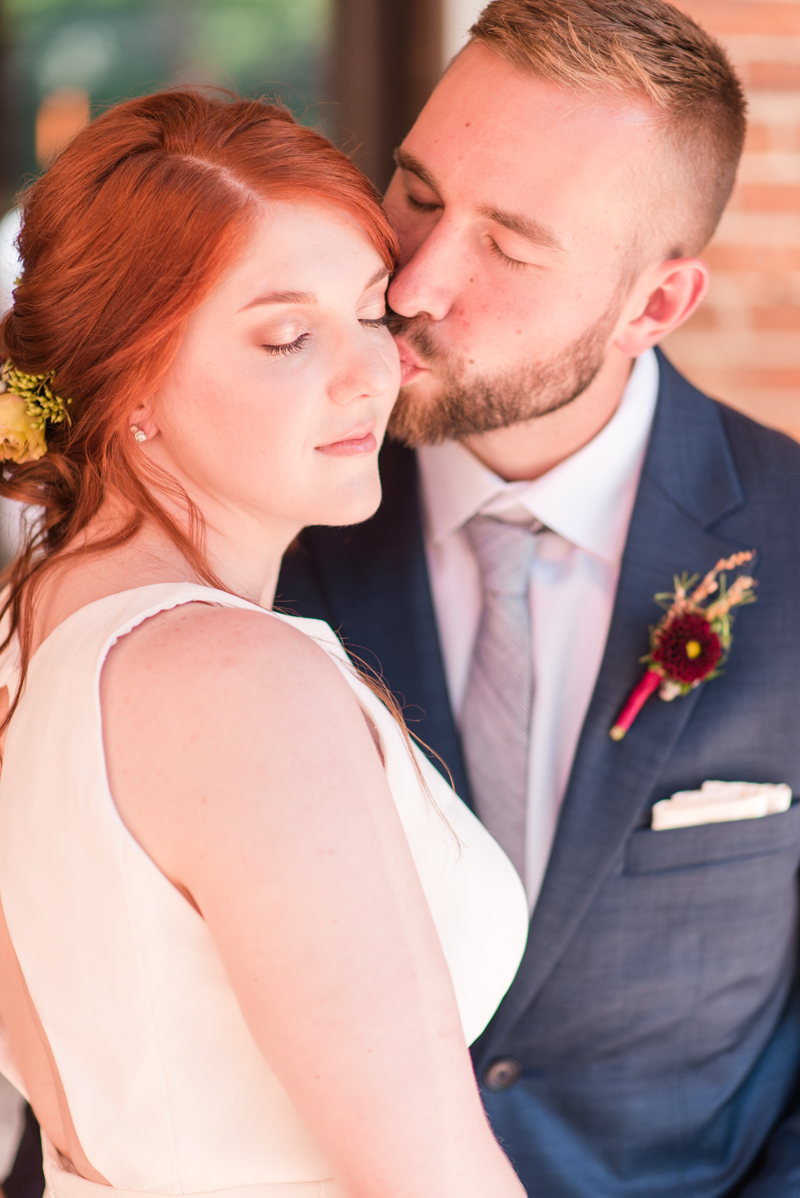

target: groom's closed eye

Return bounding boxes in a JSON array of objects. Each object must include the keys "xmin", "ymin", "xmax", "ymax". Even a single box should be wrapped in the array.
[
  {"xmin": 393, "ymin": 149, "xmax": 444, "ymax": 214},
  {"xmin": 478, "ymin": 205, "xmax": 566, "ymax": 259},
  {"xmin": 405, "ymin": 192, "xmax": 442, "ymax": 215},
  {"xmin": 487, "ymin": 240, "xmax": 530, "ymax": 270}
]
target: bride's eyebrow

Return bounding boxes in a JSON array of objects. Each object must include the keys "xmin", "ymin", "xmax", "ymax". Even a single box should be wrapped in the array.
[
  {"xmin": 364, "ymin": 266, "xmax": 391, "ymax": 290},
  {"xmin": 240, "ymin": 289, "xmax": 315, "ymax": 312},
  {"xmin": 240, "ymin": 269, "xmax": 388, "ymax": 314}
]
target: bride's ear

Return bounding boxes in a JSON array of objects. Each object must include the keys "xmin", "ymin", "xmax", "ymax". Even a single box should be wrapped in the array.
[{"xmin": 127, "ymin": 405, "xmax": 159, "ymax": 444}]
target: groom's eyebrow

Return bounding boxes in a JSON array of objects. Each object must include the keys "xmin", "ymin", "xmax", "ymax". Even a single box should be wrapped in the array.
[
  {"xmin": 393, "ymin": 148, "xmax": 441, "ymax": 196},
  {"xmin": 394, "ymin": 148, "xmax": 565, "ymax": 257},
  {"xmin": 479, "ymin": 205, "xmax": 566, "ymax": 256}
]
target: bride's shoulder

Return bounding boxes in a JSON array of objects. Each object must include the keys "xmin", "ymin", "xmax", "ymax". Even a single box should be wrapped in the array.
[
  {"xmin": 100, "ymin": 600, "xmax": 379, "ymax": 859},
  {"xmin": 102, "ymin": 600, "xmax": 355, "ymax": 735}
]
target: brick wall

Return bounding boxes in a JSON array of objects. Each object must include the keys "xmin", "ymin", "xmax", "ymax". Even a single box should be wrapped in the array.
[{"xmin": 663, "ymin": 0, "xmax": 800, "ymax": 439}]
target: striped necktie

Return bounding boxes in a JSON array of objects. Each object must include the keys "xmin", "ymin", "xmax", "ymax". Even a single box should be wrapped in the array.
[{"xmin": 460, "ymin": 514, "xmax": 541, "ymax": 881}]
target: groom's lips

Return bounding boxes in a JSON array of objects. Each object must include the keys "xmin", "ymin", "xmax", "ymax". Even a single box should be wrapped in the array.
[{"xmin": 394, "ymin": 336, "xmax": 430, "ymax": 386}]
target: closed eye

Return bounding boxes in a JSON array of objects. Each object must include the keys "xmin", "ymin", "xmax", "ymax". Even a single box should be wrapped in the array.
[
  {"xmin": 263, "ymin": 333, "xmax": 310, "ymax": 356},
  {"xmin": 406, "ymin": 192, "xmax": 441, "ymax": 215},
  {"xmin": 360, "ymin": 313, "xmax": 390, "ymax": 329},
  {"xmin": 488, "ymin": 239, "xmax": 528, "ymax": 270}
]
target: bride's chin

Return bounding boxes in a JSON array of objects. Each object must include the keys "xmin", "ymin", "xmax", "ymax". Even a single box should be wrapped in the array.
[{"xmin": 309, "ymin": 476, "xmax": 384, "ymax": 529}]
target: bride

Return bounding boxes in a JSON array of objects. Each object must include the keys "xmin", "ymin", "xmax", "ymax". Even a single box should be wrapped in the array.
[{"xmin": 0, "ymin": 91, "xmax": 528, "ymax": 1197}]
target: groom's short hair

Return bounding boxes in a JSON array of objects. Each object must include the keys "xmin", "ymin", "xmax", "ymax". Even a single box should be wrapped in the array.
[{"xmin": 469, "ymin": 0, "xmax": 746, "ymax": 258}]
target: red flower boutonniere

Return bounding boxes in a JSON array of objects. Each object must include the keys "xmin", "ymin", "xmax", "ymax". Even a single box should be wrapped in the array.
[{"xmin": 610, "ymin": 551, "xmax": 757, "ymax": 741}]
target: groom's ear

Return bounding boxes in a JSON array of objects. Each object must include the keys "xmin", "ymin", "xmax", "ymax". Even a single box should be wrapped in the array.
[{"xmin": 613, "ymin": 257, "xmax": 710, "ymax": 357}]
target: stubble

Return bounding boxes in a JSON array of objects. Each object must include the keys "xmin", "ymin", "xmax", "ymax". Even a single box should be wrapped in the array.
[{"xmin": 387, "ymin": 304, "xmax": 621, "ymax": 447}]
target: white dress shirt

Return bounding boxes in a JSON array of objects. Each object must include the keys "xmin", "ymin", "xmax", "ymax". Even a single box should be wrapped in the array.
[{"xmin": 418, "ymin": 348, "xmax": 660, "ymax": 907}]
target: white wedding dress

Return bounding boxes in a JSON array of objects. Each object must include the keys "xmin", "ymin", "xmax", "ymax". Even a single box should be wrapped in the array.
[{"xmin": 0, "ymin": 584, "xmax": 528, "ymax": 1197}]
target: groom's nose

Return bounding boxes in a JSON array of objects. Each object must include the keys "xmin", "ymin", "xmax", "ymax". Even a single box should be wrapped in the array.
[{"xmin": 388, "ymin": 218, "xmax": 466, "ymax": 324}]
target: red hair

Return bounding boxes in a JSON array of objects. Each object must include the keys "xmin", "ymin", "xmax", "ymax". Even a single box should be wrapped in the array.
[{"xmin": 0, "ymin": 90, "xmax": 398, "ymax": 705}]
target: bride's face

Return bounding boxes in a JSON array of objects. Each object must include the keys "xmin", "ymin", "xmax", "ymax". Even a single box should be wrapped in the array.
[{"xmin": 146, "ymin": 202, "xmax": 400, "ymax": 534}]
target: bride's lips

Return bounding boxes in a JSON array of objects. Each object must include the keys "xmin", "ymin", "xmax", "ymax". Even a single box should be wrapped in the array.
[
  {"xmin": 315, "ymin": 425, "xmax": 377, "ymax": 456},
  {"xmin": 394, "ymin": 336, "xmax": 430, "ymax": 386}
]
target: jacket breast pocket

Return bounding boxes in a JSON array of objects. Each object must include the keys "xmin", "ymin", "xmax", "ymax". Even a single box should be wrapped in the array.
[
  {"xmin": 611, "ymin": 802, "xmax": 800, "ymax": 1066},
  {"xmin": 624, "ymin": 800, "xmax": 800, "ymax": 874}
]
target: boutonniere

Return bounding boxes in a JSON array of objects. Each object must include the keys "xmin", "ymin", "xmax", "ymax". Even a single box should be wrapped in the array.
[{"xmin": 610, "ymin": 551, "xmax": 756, "ymax": 741}]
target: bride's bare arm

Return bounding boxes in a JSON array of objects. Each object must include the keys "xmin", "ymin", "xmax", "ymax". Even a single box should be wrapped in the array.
[{"xmin": 101, "ymin": 605, "xmax": 524, "ymax": 1198}]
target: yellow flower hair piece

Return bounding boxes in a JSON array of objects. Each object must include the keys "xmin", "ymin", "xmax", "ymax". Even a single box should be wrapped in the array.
[
  {"xmin": 1, "ymin": 360, "xmax": 71, "ymax": 428},
  {"xmin": 0, "ymin": 359, "xmax": 71, "ymax": 463}
]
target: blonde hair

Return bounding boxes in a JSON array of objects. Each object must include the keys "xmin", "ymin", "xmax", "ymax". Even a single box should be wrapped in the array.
[{"xmin": 468, "ymin": 0, "xmax": 747, "ymax": 255}]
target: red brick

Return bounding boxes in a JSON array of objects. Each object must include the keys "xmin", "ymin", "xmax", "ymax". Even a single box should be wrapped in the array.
[
  {"xmin": 699, "ymin": 367, "xmax": 800, "ymax": 389},
  {"xmin": 683, "ymin": 306, "xmax": 720, "ymax": 330},
  {"xmin": 744, "ymin": 125, "xmax": 774, "ymax": 153},
  {"xmin": 678, "ymin": 1, "xmax": 800, "ymax": 35},
  {"xmin": 705, "ymin": 245, "xmax": 800, "ymax": 270},
  {"xmin": 746, "ymin": 62, "xmax": 800, "ymax": 91},
  {"xmin": 769, "ymin": 126, "xmax": 800, "ymax": 152},
  {"xmin": 731, "ymin": 183, "xmax": 800, "ymax": 211},
  {"xmin": 751, "ymin": 307, "xmax": 800, "ymax": 330},
  {"xmin": 744, "ymin": 125, "xmax": 800, "ymax": 153},
  {"xmin": 644, "ymin": 2, "xmax": 800, "ymax": 437}
]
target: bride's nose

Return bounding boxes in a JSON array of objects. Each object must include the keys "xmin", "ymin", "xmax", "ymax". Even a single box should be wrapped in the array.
[{"xmin": 327, "ymin": 339, "xmax": 398, "ymax": 406}]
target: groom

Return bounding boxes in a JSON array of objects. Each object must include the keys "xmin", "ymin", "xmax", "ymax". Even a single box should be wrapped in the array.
[{"xmin": 279, "ymin": 1, "xmax": 800, "ymax": 1195}]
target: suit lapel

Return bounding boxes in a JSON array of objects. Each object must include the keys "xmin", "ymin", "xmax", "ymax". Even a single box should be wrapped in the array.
[
  {"xmin": 287, "ymin": 441, "xmax": 472, "ymax": 804},
  {"xmin": 482, "ymin": 352, "xmax": 752, "ymax": 1043}
]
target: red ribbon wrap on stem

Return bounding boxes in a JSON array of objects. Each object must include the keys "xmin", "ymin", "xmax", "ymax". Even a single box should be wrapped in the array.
[{"xmin": 609, "ymin": 669, "xmax": 662, "ymax": 741}]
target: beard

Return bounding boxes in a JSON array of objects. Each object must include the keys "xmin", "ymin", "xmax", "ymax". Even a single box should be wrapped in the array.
[{"xmin": 387, "ymin": 303, "xmax": 621, "ymax": 447}]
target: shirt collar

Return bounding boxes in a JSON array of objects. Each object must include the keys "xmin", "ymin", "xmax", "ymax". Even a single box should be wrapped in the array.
[{"xmin": 417, "ymin": 347, "xmax": 659, "ymax": 565}]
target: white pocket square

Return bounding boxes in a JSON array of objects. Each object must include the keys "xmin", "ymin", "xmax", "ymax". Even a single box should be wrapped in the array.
[{"xmin": 651, "ymin": 780, "xmax": 792, "ymax": 831}]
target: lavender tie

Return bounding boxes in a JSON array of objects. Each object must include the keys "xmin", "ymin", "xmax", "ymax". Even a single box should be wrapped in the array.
[{"xmin": 460, "ymin": 515, "xmax": 540, "ymax": 882}]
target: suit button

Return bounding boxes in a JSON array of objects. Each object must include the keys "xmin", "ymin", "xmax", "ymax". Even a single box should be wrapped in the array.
[{"xmin": 484, "ymin": 1058, "xmax": 521, "ymax": 1092}]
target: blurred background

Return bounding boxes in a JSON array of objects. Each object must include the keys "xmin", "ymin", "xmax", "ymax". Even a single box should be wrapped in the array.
[
  {"xmin": 0, "ymin": 0, "xmax": 795, "ymax": 1175},
  {"xmin": 0, "ymin": 0, "xmax": 796, "ymax": 435},
  {"xmin": 0, "ymin": 0, "xmax": 793, "ymax": 1187},
  {"xmin": 664, "ymin": 0, "xmax": 800, "ymax": 442}
]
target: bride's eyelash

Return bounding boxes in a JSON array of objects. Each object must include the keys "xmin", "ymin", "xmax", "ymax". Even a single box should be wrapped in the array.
[
  {"xmin": 263, "ymin": 313, "xmax": 388, "ymax": 355},
  {"xmin": 263, "ymin": 333, "xmax": 310, "ymax": 356},
  {"xmin": 488, "ymin": 239, "xmax": 528, "ymax": 270}
]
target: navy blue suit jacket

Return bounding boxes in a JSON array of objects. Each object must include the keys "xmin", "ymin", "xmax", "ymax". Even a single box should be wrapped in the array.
[{"xmin": 277, "ymin": 351, "xmax": 800, "ymax": 1197}]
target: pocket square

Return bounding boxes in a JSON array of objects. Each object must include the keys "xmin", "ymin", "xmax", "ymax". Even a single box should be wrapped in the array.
[{"xmin": 651, "ymin": 780, "xmax": 792, "ymax": 831}]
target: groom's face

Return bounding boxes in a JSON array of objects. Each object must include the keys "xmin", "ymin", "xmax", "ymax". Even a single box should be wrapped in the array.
[{"xmin": 385, "ymin": 43, "xmax": 662, "ymax": 444}]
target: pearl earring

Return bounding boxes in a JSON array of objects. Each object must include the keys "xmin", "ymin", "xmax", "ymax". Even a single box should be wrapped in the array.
[{"xmin": 130, "ymin": 425, "xmax": 147, "ymax": 443}]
